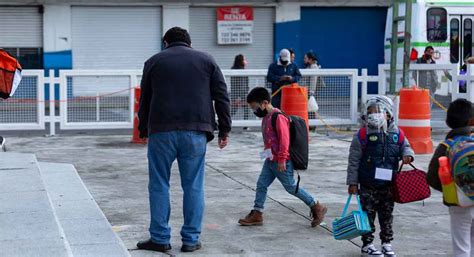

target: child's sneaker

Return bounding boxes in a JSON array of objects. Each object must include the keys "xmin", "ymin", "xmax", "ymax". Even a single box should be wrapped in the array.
[
  {"xmin": 238, "ymin": 210, "xmax": 263, "ymax": 226},
  {"xmin": 361, "ymin": 244, "xmax": 383, "ymax": 257},
  {"xmin": 381, "ymin": 243, "xmax": 396, "ymax": 257}
]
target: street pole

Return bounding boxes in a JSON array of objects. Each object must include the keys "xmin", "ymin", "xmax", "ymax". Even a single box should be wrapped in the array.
[
  {"xmin": 389, "ymin": 1, "xmax": 399, "ymax": 93},
  {"xmin": 402, "ymin": 0, "xmax": 412, "ymax": 88}
]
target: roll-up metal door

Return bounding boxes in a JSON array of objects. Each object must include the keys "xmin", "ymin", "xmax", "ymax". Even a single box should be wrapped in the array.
[
  {"xmin": 0, "ymin": 6, "xmax": 43, "ymax": 48},
  {"xmin": 72, "ymin": 6, "xmax": 161, "ymax": 69},
  {"xmin": 189, "ymin": 7, "xmax": 274, "ymax": 69}
]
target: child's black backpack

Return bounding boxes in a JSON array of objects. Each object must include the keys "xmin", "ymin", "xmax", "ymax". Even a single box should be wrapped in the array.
[
  {"xmin": 271, "ymin": 112, "xmax": 309, "ymax": 193},
  {"xmin": 271, "ymin": 112, "xmax": 309, "ymax": 170}
]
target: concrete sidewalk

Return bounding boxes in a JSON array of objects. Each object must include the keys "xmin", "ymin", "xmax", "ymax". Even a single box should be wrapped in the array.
[{"xmin": 5, "ymin": 132, "xmax": 452, "ymax": 257}]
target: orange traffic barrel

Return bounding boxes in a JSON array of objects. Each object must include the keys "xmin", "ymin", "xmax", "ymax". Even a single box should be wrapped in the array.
[
  {"xmin": 132, "ymin": 87, "xmax": 147, "ymax": 144},
  {"xmin": 281, "ymin": 83, "xmax": 308, "ymax": 127},
  {"xmin": 398, "ymin": 86, "xmax": 433, "ymax": 154}
]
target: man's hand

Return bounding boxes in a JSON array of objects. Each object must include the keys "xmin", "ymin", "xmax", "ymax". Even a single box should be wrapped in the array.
[
  {"xmin": 279, "ymin": 75, "xmax": 292, "ymax": 81},
  {"xmin": 348, "ymin": 185, "xmax": 359, "ymax": 195},
  {"xmin": 277, "ymin": 162, "xmax": 286, "ymax": 172},
  {"xmin": 139, "ymin": 130, "xmax": 148, "ymax": 139},
  {"xmin": 403, "ymin": 156, "xmax": 414, "ymax": 164},
  {"xmin": 218, "ymin": 136, "xmax": 229, "ymax": 149}
]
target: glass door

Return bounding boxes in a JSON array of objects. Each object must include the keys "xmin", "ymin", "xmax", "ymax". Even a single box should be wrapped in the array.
[
  {"xmin": 462, "ymin": 16, "xmax": 473, "ymax": 62},
  {"xmin": 450, "ymin": 15, "xmax": 474, "ymax": 66}
]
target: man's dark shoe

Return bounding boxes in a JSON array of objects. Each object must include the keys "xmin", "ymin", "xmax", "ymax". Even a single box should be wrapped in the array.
[
  {"xmin": 136, "ymin": 239, "xmax": 171, "ymax": 252},
  {"xmin": 181, "ymin": 242, "xmax": 202, "ymax": 252}
]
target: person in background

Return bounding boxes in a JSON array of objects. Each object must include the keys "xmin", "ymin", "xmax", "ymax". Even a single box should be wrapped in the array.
[
  {"xmin": 266, "ymin": 49, "xmax": 301, "ymax": 109},
  {"xmin": 426, "ymin": 99, "xmax": 473, "ymax": 257},
  {"xmin": 444, "ymin": 56, "xmax": 474, "ymax": 93},
  {"xmin": 304, "ymin": 51, "xmax": 323, "ymax": 93},
  {"xmin": 304, "ymin": 52, "xmax": 321, "ymax": 120},
  {"xmin": 414, "ymin": 46, "xmax": 439, "ymax": 96},
  {"xmin": 230, "ymin": 54, "xmax": 250, "ymax": 122},
  {"xmin": 289, "ymin": 48, "xmax": 296, "ymax": 64},
  {"xmin": 304, "ymin": 52, "xmax": 320, "ymax": 69}
]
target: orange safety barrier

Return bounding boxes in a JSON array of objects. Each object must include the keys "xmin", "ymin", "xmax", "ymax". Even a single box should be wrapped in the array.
[
  {"xmin": 398, "ymin": 86, "xmax": 433, "ymax": 154},
  {"xmin": 281, "ymin": 83, "xmax": 309, "ymax": 127},
  {"xmin": 132, "ymin": 87, "xmax": 147, "ymax": 144}
]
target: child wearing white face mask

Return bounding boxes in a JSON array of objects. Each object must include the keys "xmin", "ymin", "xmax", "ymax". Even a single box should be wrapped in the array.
[{"xmin": 346, "ymin": 96, "xmax": 415, "ymax": 257}]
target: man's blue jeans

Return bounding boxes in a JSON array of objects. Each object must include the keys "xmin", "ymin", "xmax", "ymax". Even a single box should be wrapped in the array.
[
  {"xmin": 147, "ymin": 131, "xmax": 206, "ymax": 246},
  {"xmin": 254, "ymin": 160, "xmax": 316, "ymax": 211}
]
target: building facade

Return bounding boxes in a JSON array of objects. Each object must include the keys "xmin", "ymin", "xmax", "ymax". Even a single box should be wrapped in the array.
[{"xmin": 0, "ymin": 0, "xmax": 388, "ymax": 73}]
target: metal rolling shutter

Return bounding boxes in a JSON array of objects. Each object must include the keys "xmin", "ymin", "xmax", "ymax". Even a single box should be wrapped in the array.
[
  {"xmin": 72, "ymin": 6, "xmax": 161, "ymax": 69},
  {"xmin": 0, "ymin": 6, "xmax": 43, "ymax": 48},
  {"xmin": 189, "ymin": 7, "xmax": 274, "ymax": 69}
]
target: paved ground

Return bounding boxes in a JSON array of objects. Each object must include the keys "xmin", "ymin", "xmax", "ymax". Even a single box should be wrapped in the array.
[{"xmin": 5, "ymin": 130, "xmax": 452, "ymax": 257}]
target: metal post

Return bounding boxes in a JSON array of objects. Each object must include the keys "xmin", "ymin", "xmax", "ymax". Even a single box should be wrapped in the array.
[
  {"xmin": 48, "ymin": 69, "xmax": 56, "ymax": 136},
  {"xmin": 402, "ymin": 0, "xmax": 412, "ymax": 88},
  {"xmin": 361, "ymin": 69, "xmax": 368, "ymax": 104},
  {"xmin": 96, "ymin": 92, "xmax": 100, "ymax": 122},
  {"xmin": 389, "ymin": 1, "xmax": 399, "ymax": 93}
]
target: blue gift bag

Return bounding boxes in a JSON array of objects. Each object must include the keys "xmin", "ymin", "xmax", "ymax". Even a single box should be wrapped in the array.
[{"xmin": 333, "ymin": 194, "xmax": 372, "ymax": 240}]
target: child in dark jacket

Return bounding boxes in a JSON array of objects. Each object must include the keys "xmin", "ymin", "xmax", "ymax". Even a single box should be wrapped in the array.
[
  {"xmin": 238, "ymin": 87, "xmax": 327, "ymax": 227},
  {"xmin": 347, "ymin": 95, "xmax": 414, "ymax": 257},
  {"xmin": 427, "ymin": 99, "xmax": 473, "ymax": 257}
]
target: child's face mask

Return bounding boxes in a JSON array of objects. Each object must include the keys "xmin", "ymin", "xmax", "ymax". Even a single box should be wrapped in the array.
[
  {"xmin": 367, "ymin": 112, "xmax": 387, "ymax": 129},
  {"xmin": 253, "ymin": 106, "xmax": 268, "ymax": 118},
  {"xmin": 250, "ymin": 102, "xmax": 268, "ymax": 118}
]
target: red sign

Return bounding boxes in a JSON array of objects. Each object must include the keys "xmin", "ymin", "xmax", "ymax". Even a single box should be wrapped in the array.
[
  {"xmin": 217, "ymin": 7, "xmax": 254, "ymax": 21},
  {"xmin": 217, "ymin": 7, "xmax": 253, "ymax": 45}
]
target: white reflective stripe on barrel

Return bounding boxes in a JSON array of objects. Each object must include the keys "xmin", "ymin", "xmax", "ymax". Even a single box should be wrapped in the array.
[{"xmin": 398, "ymin": 119, "xmax": 431, "ymax": 127}]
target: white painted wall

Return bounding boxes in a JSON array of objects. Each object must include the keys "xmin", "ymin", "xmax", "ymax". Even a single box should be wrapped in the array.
[
  {"xmin": 162, "ymin": 4, "xmax": 190, "ymax": 34},
  {"xmin": 43, "ymin": 4, "xmax": 72, "ymax": 52},
  {"xmin": 276, "ymin": 2, "xmax": 300, "ymax": 23}
]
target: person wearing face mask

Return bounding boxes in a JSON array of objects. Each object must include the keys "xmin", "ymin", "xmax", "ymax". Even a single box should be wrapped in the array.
[
  {"xmin": 237, "ymin": 87, "xmax": 327, "ymax": 228},
  {"xmin": 346, "ymin": 96, "xmax": 414, "ymax": 257},
  {"xmin": 414, "ymin": 46, "xmax": 439, "ymax": 97},
  {"xmin": 266, "ymin": 49, "xmax": 302, "ymax": 109}
]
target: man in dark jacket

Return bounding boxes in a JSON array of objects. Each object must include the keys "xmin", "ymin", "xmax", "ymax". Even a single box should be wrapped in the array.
[
  {"xmin": 267, "ymin": 49, "xmax": 301, "ymax": 108},
  {"xmin": 137, "ymin": 27, "xmax": 231, "ymax": 253}
]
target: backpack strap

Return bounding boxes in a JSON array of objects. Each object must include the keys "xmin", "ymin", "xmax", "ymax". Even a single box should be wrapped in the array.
[
  {"xmin": 357, "ymin": 127, "xmax": 368, "ymax": 148},
  {"xmin": 271, "ymin": 111, "xmax": 290, "ymax": 135},
  {"xmin": 271, "ymin": 111, "xmax": 282, "ymax": 134},
  {"xmin": 440, "ymin": 140, "xmax": 451, "ymax": 149},
  {"xmin": 443, "ymin": 138, "xmax": 457, "ymax": 149},
  {"xmin": 397, "ymin": 128, "xmax": 405, "ymax": 146}
]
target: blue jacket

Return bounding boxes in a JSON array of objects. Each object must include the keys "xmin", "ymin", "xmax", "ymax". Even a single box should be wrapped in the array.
[{"xmin": 266, "ymin": 60, "xmax": 301, "ymax": 93}]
